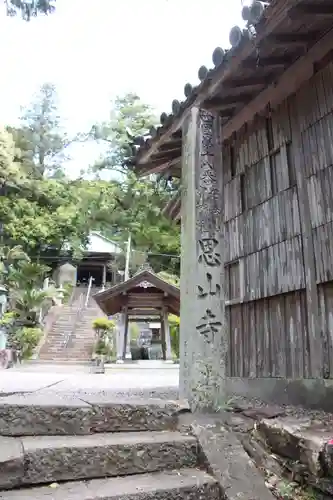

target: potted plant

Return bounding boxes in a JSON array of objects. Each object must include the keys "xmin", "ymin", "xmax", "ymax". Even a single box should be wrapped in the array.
[{"xmin": 91, "ymin": 317, "xmax": 115, "ymax": 373}]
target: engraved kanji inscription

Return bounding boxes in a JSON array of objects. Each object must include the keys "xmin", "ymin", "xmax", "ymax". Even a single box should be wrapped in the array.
[
  {"xmin": 199, "ymin": 110, "xmax": 215, "ymax": 156},
  {"xmin": 198, "ymin": 273, "xmax": 221, "ymax": 299},
  {"xmin": 196, "ymin": 309, "xmax": 222, "ymax": 343},
  {"xmin": 199, "ymin": 166, "xmax": 217, "ymax": 191},
  {"xmin": 198, "ymin": 238, "xmax": 221, "ymax": 266}
]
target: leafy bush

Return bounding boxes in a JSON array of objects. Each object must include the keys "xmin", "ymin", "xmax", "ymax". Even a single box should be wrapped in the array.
[
  {"xmin": 93, "ymin": 317, "xmax": 115, "ymax": 333},
  {"xmin": 14, "ymin": 326, "xmax": 42, "ymax": 359},
  {"xmin": 169, "ymin": 314, "xmax": 180, "ymax": 359},
  {"xmin": 94, "ymin": 339, "xmax": 111, "ymax": 356},
  {"xmin": 92, "ymin": 317, "xmax": 115, "ymax": 358}
]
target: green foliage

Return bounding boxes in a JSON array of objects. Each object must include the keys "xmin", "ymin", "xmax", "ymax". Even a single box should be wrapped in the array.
[
  {"xmin": 92, "ymin": 317, "xmax": 115, "ymax": 333},
  {"xmin": 92, "ymin": 317, "xmax": 115, "ymax": 359},
  {"xmin": 20, "ymin": 83, "xmax": 67, "ymax": 177},
  {"xmin": 61, "ymin": 281, "xmax": 74, "ymax": 304},
  {"xmin": 91, "ymin": 93, "xmax": 157, "ymax": 173},
  {"xmin": 0, "ymin": 244, "xmax": 59, "ymax": 358},
  {"xmin": 1, "ymin": 87, "xmax": 180, "ymax": 278},
  {"xmin": 94, "ymin": 339, "xmax": 111, "ymax": 357},
  {"xmin": 5, "ymin": 0, "xmax": 56, "ymax": 21},
  {"xmin": 14, "ymin": 326, "xmax": 42, "ymax": 359},
  {"xmin": 89, "ymin": 93, "xmax": 180, "ymax": 276},
  {"xmin": 158, "ymin": 271, "xmax": 180, "ymax": 287},
  {"xmin": 169, "ymin": 314, "xmax": 180, "ymax": 359}
]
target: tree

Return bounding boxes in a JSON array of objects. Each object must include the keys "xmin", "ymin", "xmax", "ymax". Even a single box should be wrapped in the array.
[
  {"xmin": 91, "ymin": 93, "xmax": 157, "ymax": 173},
  {"xmin": 20, "ymin": 83, "xmax": 67, "ymax": 177},
  {"xmin": 0, "ymin": 126, "xmax": 91, "ymax": 257},
  {"xmin": 1, "ymin": 90, "xmax": 180, "ymax": 278},
  {"xmin": 5, "ymin": 0, "xmax": 56, "ymax": 21},
  {"xmin": 90, "ymin": 94, "xmax": 181, "ymax": 275}
]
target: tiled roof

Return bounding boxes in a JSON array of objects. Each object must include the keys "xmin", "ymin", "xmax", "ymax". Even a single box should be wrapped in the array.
[{"xmin": 128, "ymin": 0, "xmax": 333, "ymax": 175}]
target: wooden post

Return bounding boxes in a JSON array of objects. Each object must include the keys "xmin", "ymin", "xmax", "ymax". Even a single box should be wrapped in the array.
[
  {"xmin": 122, "ymin": 307, "xmax": 129, "ymax": 360},
  {"xmin": 160, "ymin": 313, "xmax": 166, "ymax": 361}
]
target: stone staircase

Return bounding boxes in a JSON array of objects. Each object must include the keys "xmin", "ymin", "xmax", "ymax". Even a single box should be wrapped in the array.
[
  {"xmin": 0, "ymin": 395, "xmax": 222, "ymax": 499},
  {"xmin": 39, "ymin": 287, "xmax": 103, "ymax": 362}
]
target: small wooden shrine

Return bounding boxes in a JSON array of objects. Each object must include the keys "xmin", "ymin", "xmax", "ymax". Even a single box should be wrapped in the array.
[{"xmin": 93, "ymin": 265, "xmax": 180, "ymax": 361}]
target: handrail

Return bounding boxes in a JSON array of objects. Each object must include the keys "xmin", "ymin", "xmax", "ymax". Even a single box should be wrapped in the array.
[
  {"xmin": 85, "ymin": 276, "xmax": 93, "ymax": 308},
  {"xmin": 63, "ymin": 292, "xmax": 84, "ymax": 349}
]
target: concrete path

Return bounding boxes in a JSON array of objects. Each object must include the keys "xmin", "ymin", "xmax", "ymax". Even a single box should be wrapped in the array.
[{"xmin": 0, "ymin": 362, "xmax": 179, "ymax": 399}]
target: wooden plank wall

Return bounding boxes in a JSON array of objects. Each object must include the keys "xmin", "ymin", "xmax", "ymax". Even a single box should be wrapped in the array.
[{"xmin": 224, "ymin": 61, "xmax": 333, "ymax": 379}]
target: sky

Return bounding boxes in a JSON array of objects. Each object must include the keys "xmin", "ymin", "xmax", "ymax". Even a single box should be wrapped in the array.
[{"xmin": 0, "ymin": 0, "xmax": 244, "ymax": 177}]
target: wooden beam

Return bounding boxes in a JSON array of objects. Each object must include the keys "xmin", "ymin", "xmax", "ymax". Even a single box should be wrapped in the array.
[
  {"xmin": 242, "ymin": 56, "xmax": 292, "ymax": 70},
  {"xmin": 222, "ymin": 26, "xmax": 333, "ymax": 141},
  {"xmin": 225, "ymin": 75, "xmax": 276, "ymax": 88},
  {"xmin": 159, "ymin": 139, "xmax": 182, "ymax": 151},
  {"xmin": 152, "ymin": 149, "xmax": 180, "ymax": 161},
  {"xmin": 289, "ymin": 2, "xmax": 333, "ymax": 18},
  {"xmin": 137, "ymin": 155, "xmax": 181, "ymax": 176},
  {"xmin": 263, "ymin": 31, "xmax": 320, "ymax": 47},
  {"xmin": 204, "ymin": 94, "xmax": 254, "ymax": 111},
  {"xmin": 128, "ymin": 309, "xmax": 161, "ymax": 316},
  {"xmin": 218, "ymin": 108, "xmax": 236, "ymax": 118}
]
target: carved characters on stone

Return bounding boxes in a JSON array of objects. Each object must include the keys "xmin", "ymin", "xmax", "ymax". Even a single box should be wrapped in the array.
[
  {"xmin": 195, "ymin": 110, "xmax": 223, "ymax": 347},
  {"xmin": 199, "ymin": 111, "xmax": 215, "ymax": 156},
  {"xmin": 196, "ymin": 111, "xmax": 221, "ymax": 235},
  {"xmin": 198, "ymin": 273, "xmax": 221, "ymax": 299},
  {"xmin": 198, "ymin": 238, "xmax": 221, "ymax": 267},
  {"xmin": 196, "ymin": 309, "xmax": 222, "ymax": 343}
]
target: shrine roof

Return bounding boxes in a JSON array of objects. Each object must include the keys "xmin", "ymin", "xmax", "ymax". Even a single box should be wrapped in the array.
[
  {"xmin": 127, "ymin": 0, "xmax": 333, "ymax": 177},
  {"xmin": 93, "ymin": 268, "xmax": 180, "ymax": 316}
]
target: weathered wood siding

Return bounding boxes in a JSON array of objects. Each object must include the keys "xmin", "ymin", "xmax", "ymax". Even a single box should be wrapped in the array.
[{"xmin": 224, "ymin": 61, "xmax": 333, "ymax": 379}]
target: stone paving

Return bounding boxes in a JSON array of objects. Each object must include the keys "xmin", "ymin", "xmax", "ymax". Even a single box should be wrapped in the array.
[{"xmin": 0, "ymin": 361, "xmax": 180, "ymax": 400}]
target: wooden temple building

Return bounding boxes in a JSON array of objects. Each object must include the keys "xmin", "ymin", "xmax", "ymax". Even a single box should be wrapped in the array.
[
  {"xmin": 50, "ymin": 232, "xmax": 123, "ymax": 289},
  {"xmin": 93, "ymin": 267, "xmax": 180, "ymax": 361},
  {"xmin": 129, "ymin": 0, "xmax": 333, "ymax": 410}
]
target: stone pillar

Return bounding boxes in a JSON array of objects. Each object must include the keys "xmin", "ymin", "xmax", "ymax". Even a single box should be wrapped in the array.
[{"xmin": 179, "ymin": 107, "xmax": 226, "ymax": 410}]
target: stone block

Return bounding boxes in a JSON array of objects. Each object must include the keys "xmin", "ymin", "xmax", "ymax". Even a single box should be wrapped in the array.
[
  {"xmin": 0, "ymin": 393, "xmax": 94, "ymax": 436},
  {"xmin": 0, "ymin": 394, "xmax": 189, "ymax": 435},
  {"xmin": 85, "ymin": 396, "xmax": 186, "ymax": 432},
  {"xmin": 1, "ymin": 468, "xmax": 220, "ymax": 499},
  {"xmin": 0, "ymin": 437, "xmax": 24, "ymax": 490},
  {"xmin": 21, "ymin": 431, "xmax": 198, "ymax": 485},
  {"xmin": 191, "ymin": 414, "xmax": 275, "ymax": 500},
  {"xmin": 257, "ymin": 417, "xmax": 333, "ymax": 478}
]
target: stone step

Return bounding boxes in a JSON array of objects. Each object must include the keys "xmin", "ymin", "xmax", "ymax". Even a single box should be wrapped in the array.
[
  {"xmin": 1, "ymin": 430, "xmax": 197, "ymax": 489},
  {"xmin": 1, "ymin": 468, "xmax": 220, "ymax": 500},
  {"xmin": 0, "ymin": 394, "xmax": 189, "ymax": 436}
]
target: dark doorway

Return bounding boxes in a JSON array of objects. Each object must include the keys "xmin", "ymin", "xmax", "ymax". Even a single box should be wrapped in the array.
[{"xmin": 77, "ymin": 266, "xmax": 103, "ymax": 287}]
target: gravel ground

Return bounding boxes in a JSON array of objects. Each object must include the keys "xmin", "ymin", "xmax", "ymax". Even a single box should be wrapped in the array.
[{"xmin": 231, "ymin": 395, "xmax": 333, "ymax": 422}]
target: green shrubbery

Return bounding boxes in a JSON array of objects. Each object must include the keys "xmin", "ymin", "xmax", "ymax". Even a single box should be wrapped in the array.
[
  {"xmin": 169, "ymin": 314, "xmax": 180, "ymax": 359},
  {"xmin": 92, "ymin": 317, "xmax": 116, "ymax": 360},
  {"xmin": 0, "ymin": 245, "xmax": 62, "ymax": 360}
]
